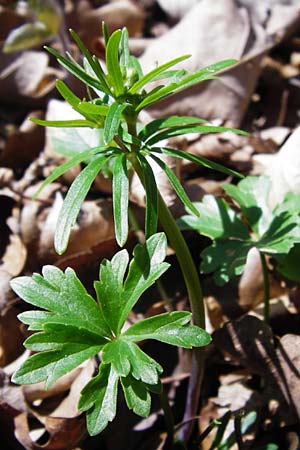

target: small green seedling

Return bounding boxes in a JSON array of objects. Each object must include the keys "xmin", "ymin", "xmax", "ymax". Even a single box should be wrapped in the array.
[
  {"xmin": 11, "ymin": 233, "xmax": 210, "ymax": 435},
  {"xmin": 179, "ymin": 175, "xmax": 300, "ymax": 320}
]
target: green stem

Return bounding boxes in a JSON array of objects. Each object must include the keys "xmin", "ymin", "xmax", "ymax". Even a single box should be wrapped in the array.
[
  {"xmin": 157, "ymin": 195, "xmax": 206, "ymax": 442},
  {"xmin": 130, "ymin": 155, "xmax": 205, "ymax": 443},
  {"xmin": 260, "ymin": 252, "xmax": 270, "ymax": 323}
]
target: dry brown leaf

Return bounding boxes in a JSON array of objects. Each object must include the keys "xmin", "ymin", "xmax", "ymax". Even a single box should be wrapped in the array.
[
  {"xmin": 0, "ymin": 304, "xmax": 25, "ymax": 367},
  {"xmin": 76, "ymin": 0, "xmax": 144, "ymax": 52},
  {"xmin": 238, "ymin": 248, "xmax": 286, "ymax": 310},
  {"xmin": 0, "ymin": 51, "xmax": 63, "ymax": 98},
  {"xmin": 0, "ymin": 369, "xmax": 28, "ymax": 449},
  {"xmin": 254, "ymin": 126, "xmax": 300, "ymax": 206},
  {"xmin": 139, "ymin": 0, "xmax": 300, "ymax": 125},
  {"xmin": 157, "ymin": 0, "xmax": 200, "ymax": 20},
  {"xmin": 214, "ymin": 316, "xmax": 300, "ymax": 425},
  {"xmin": 0, "ymin": 111, "xmax": 45, "ymax": 170},
  {"xmin": 14, "ymin": 412, "xmax": 86, "ymax": 450}
]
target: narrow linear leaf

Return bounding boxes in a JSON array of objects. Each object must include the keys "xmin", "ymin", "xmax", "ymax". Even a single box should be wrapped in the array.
[
  {"xmin": 149, "ymin": 153, "xmax": 199, "ymax": 216},
  {"xmin": 129, "ymin": 55, "xmax": 143, "ymax": 79},
  {"xmin": 146, "ymin": 124, "xmax": 247, "ymax": 146},
  {"xmin": 128, "ymin": 54, "xmax": 190, "ymax": 95},
  {"xmin": 77, "ymin": 101, "xmax": 109, "ymax": 116},
  {"xmin": 102, "ymin": 21, "xmax": 109, "ymax": 46},
  {"xmin": 137, "ymin": 153, "xmax": 158, "ymax": 238},
  {"xmin": 151, "ymin": 68, "xmax": 187, "ymax": 82},
  {"xmin": 155, "ymin": 147, "xmax": 243, "ymax": 179},
  {"xmin": 113, "ymin": 154, "xmax": 129, "ymax": 246},
  {"xmin": 138, "ymin": 115, "xmax": 206, "ymax": 140},
  {"xmin": 55, "ymin": 156, "xmax": 107, "ymax": 254},
  {"xmin": 69, "ymin": 28, "xmax": 110, "ymax": 92},
  {"xmin": 45, "ymin": 46, "xmax": 107, "ymax": 93},
  {"xmin": 104, "ymin": 102, "xmax": 127, "ymax": 144},
  {"xmin": 136, "ymin": 59, "xmax": 237, "ymax": 111},
  {"xmin": 106, "ymin": 29, "xmax": 125, "ymax": 97},
  {"xmin": 120, "ymin": 28, "xmax": 130, "ymax": 74},
  {"xmin": 30, "ymin": 117, "xmax": 97, "ymax": 128},
  {"xmin": 55, "ymin": 80, "xmax": 94, "ymax": 121},
  {"xmin": 33, "ymin": 146, "xmax": 111, "ymax": 199}
]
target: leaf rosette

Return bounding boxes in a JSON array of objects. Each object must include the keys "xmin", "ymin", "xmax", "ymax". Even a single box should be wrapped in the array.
[{"xmin": 11, "ymin": 233, "xmax": 211, "ymax": 435}]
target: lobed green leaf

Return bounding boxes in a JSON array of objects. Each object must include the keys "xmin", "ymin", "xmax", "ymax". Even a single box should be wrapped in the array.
[
  {"xmin": 121, "ymin": 374, "xmax": 151, "ymax": 417},
  {"xmin": 79, "ymin": 364, "xmax": 118, "ymax": 436},
  {"xmin": 178, "ymin": 195, "xmax": 250, "ymax": 240},
  {"xmin": 123, "ymin": 311, "xmax": 211, "ymax": 348}
]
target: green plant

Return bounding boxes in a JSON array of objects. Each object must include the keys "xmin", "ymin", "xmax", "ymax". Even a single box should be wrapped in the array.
[
  {"xmin": 179, "ymin": 175, "xmax": 300, "ymax": 321},
  {"xmin": 3, "ymin": 0, "xmax": 63, "ymax": 53},
  {"xmin": 11, "ymin": 233, "xmax": 211, "ymax": 435},
  {"xmin": 11, "ymin": 24, "xmax": 246, "ymax": 442}
]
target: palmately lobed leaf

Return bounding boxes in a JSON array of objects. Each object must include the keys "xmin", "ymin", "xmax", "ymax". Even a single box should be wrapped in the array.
[
  {"xmin": 178, "ymin": 195, "xmax": 250, "ymax": 240},
  {"xmin": 180, "ymin": 175, "xmax": 300, "ymax": 285}
]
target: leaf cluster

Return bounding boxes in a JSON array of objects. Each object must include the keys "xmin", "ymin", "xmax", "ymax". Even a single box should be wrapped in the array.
[
  {"xmin": 30, "ymin": 25, "xmax": 246, "ymax": 254},
  {"xmin": 179, "ymin": 176, "xmax": 300, "ymax": 285},
  {"xmin": 11, "ymin": 233, "xmax": 211, "ymax": 435}
]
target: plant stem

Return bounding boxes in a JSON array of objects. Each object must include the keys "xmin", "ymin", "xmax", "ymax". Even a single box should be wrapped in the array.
[
  {"xmin": 127, "ymin": 116, "xmax": 206, "ymax": 443},
  {"xmin": 260, "ymin": 252, "xmax": 270, "ymax": 323},
  {"xmin": 132, "ymin": 157, "xmax": 206, "ymax": 442},
  {"xmin": 157, "ymin": 193, "xmax": 206, "ymax": 443}
]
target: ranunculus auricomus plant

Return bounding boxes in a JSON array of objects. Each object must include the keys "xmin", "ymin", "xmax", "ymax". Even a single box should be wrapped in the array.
[{"xmin": 11, "ymin": 23, "xmax": 247, "ymax": 445}]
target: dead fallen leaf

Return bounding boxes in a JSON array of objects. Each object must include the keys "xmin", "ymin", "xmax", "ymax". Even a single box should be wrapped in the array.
[
  {"xmin": 139, "ymin": 0, "xmax": 300, "ymax": 126},
  {"xmin": 157, "ymin": 0, "xmax": 200, "ymax": 20},
  {"xmin": 214, "ymin": 316, "xmax": 300, "ymax": 425},
  {"xmin": 0, "ymin": 51, "xmax": 63, "ymax": 98},
  {"xmin": 254, "ymin": 126, "xmax": 300, "ymax": 206},
  {"xmin": 239, "ymin": 248, "xmax": 286, "ymax": 310},
  {"xmin": 14, "ymin": 412, "xmax": 86, "ymax": 450},
  {"xmin": 76, "ymin": 0, "xmax": 144, "ymax": 53},
  {"xmin": 0, "ymin": 111, "xmax": 45, "ymax": 170}
]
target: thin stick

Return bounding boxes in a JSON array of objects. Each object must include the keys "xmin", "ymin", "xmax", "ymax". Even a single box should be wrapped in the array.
[{"xmin": 260, "ymin": 252, "xmax": 270, "ymax": 323}]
